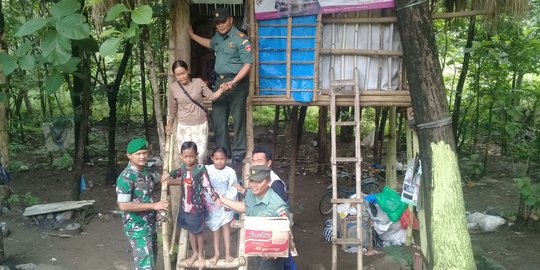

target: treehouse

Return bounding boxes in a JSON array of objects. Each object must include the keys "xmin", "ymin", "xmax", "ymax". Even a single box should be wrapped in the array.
[{"xmin": 165, "ymin": 1, "xmax": 413, "ymax": 269}]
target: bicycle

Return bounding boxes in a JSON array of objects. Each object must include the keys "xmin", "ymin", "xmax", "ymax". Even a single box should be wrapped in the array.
[{"xmin": 318, "ymin": 170, "xmax": 384, "ymax": 215}]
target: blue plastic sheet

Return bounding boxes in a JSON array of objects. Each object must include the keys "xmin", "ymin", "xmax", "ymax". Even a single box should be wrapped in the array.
[{"xmin": 258, "ymin": 15, "xmax": 317, "ymax": 102}]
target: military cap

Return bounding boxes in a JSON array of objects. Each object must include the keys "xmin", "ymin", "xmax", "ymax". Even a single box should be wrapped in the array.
[
  {"xmin": 213, "ymin": 7, "xmax": 231, "ymax": 23},
  {"xmin": 248, "ymin": 165, "xmax": 271, "ymax": 182},
  {"xmin": 127, "ymin": 137, "xmax": 148, "ymax": 154}
]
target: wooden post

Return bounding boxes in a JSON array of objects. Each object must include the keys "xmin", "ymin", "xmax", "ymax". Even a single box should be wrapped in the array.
[
  {"xmin": 161, "ymin": 125, "xmax": 175, "ymax": 270},
  {"xmin": 286, "ymin": 17, "xmax": 292, "ymax": 99},
  {"xmin": 167, "ymin": 1, "xmax": 190, "ymax": 267},
  {"xmin": 386, "ymin": 107, "xmax": 397, "ymax": 189},
  {"xmin": 287, "ymin": 107, "xmax": 299, "ymax": 209},
  {"xmin": 317, "ymin": 106, "xmax": 328, "ymax": 174}
]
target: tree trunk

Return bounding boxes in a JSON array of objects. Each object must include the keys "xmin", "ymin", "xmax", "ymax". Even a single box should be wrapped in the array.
[
  {"xmin": 482, "ymin": 100, "xmax": 494, "ymax": 177},
  {"xmin": 339, "ymin": 107, "xmax": 353, "ymax": 143},
  {"xmin": 71, "ymin": 47, "xmax": 92, "ymax": 201},
  {"xmin": 375, "ymin": 108, "xmax": 388, "ymax": 164},
  {"xmin": 139, "ymin": 39, "xmax": 151, "ymax": 142},
  {"xmin": 272, "ymin": 106, "xmax": 281, "ymax": 157},
  {"xmin": 452, "ymin": 15, "xmax": 476, "ymax": 144},
  {"xmin": 0, "ymin": 23, "xmax": 9, "ymax": 170},
  {"xmin": 105, "ymin": 42, "xmax": 133, "ymax": 184},
  {"xmin": 395, "ymin": 1, "xmax": 475, "ymax": 269},
  {"xmin": 317, "ymin": 106, "xmax": 329, "ymax": 174}
]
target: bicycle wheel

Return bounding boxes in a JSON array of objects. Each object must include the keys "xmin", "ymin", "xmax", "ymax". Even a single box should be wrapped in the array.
[
  {"xmin": 318, "ymin": 190, "xmax": 333, "ymax": 215},
  {"xmin": 361, "ymin": 182, "xmax": 380, "ymax": 194}
]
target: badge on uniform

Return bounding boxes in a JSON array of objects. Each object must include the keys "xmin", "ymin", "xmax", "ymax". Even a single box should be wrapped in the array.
[
  {"xmin": 237, "ymin": 32, "xmax": 246, "ymax": 38},
  {"xmin": 228, "ymin": 42, "xmax": 236, "ymax": 49},
  {"xmin": 245, "ymin": 45, "xmax": 252, "ymax": 52}
]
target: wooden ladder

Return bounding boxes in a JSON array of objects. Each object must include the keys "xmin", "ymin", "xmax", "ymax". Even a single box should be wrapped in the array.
[{"xmin": 329, "ymin": 68, "xmax": 363, "ymax": 270}]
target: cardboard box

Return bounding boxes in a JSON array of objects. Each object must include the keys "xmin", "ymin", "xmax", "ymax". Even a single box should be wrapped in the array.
[{"xmin": 244, "ymin": 216, "xmax": 290, "ymax": 257}]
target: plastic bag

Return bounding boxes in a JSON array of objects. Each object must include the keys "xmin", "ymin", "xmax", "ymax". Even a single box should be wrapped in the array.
[
  {"xmin": 466, "ymin": 212, "xmax": 505, "ymax": 232},
  {"xmin": 374, "ymin": 186, "xmax": 407, "ymax": 222},
  {"xmin": 399, "ymin": 208, "xmax": 419, "ymax": 230}
]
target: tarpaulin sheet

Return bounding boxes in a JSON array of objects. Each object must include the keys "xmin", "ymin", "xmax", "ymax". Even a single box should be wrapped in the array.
[{"xmin": 258, "ymin": 15, "xmax": 316, "ymax": 102}]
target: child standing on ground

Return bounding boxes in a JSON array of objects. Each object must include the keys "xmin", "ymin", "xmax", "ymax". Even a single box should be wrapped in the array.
[
  {"xmin": 162, "ymin": 141, "xmax": 220, "ymax": 270},
  {"xmin": 205, "ymin": 147, "xmax": 238, "ymax": 265}
]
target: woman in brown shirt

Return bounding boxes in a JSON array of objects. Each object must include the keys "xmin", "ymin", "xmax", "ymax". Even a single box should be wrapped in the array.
[{"xmin": 166, "ymin": 60, "xmax": 225, "ymax": 163}]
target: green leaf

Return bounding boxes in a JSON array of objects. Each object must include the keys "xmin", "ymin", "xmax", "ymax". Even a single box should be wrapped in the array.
[
  {"xmin": 18, "ymin": 55, "xmax": 35, "ymax": 70},
  {"xmin": 123, "ymin": 23, "xmax": 139, "ymax": 39},
  {"xmin": 99, "ymin": 37, "xmax": 122, "ymax": 57},
  {"xmin": 525, "ymin": 196, "xmax": 537, "ymax": 207},
  {"xmin": 0, "ymin": 92, "xmax": 8, "ymax": 102},
  {"xmin": 15, "ymin": 42, "xmax": 33, "ymax": 57},
  {"xmin": 56, "ymin": 57, "xmax": 81, "ymax": 73},
  {"xmin": 41, "ymin": 30, "xmax": 72, "ymax": 65},
  {"xmin": 131, "ymin": 5, "xmax": 152, "ymax": 25},
  {"xmin": 100, "ymin": 29, "xmax": 123, "ymax": 38},
  {"xmin": 15, "ymin": 18, "xmax": 49, "ymax": 37},
  {"xmin": 0, "ymin": 53, "xmax": 18, "ymax": 75},
  {"xmin": 56, "ymin": 14, "xmax": 90, "ymax": 40},
  {"xmin": 44, "ymin": 72, "xmax": 64, "ymax": 94},
  {"xmin": 51, "ymin": 0, "xmax": 81, "ymax": 18},
  {"xmin": 73, "ymin": 37, "xmax": 99, "ymax": 52},
  {"xmin": 105, "ymin": 4, "xmax": 130, "ymax": 22}
]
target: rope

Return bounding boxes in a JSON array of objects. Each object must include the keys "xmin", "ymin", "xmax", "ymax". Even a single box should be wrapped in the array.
[
  {"xmin": 395, "ymin": 0, "xmax": 429, "ymax": 11},
  {"xmin": 414, "ymin": 116, "xmax": 452, "ymax": 130}
]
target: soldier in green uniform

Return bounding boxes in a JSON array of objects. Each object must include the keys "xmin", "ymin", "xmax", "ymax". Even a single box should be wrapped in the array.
[
  {"xmin": 219, "ymin": 165, "xmax": 289, "ymax": 270},
  {"xmin": 116, "ymin": 137, "xmax": 169, "ymax": 270},
  {"xmin": 189, "ymin": 7, "xmax": 253, "ymax": 165}
]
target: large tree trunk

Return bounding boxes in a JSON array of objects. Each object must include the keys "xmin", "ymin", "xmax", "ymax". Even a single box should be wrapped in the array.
[
  {"xmin": 0, "ymin": 5, "xmax": 7, "ymax": 263},
  {"xmin": 0, "ymin": 11, "xmax": 8, "ymax": 169},
  {"xmin": 104, "ymin": 42, "xmax": 133, "ymax": 184},
  {"xmin": 395, "ymin": 1, "xmax": 475, "ymax": 269}
]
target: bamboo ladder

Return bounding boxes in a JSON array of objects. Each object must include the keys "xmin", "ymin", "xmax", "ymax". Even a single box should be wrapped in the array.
[{"xmin": 329, "ymin": 68, "xmax": 363, "ymax": 270}]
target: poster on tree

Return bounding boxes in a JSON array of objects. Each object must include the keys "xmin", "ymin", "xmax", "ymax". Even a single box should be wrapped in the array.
[{"xmin": 254, "ymin": 0, "xmax": 394, "ymax": 20}]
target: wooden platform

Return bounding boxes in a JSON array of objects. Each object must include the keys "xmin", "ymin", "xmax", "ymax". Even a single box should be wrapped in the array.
[{"xmin": 204, "ymin": 91, "xmax": 411, "ymax": 107}]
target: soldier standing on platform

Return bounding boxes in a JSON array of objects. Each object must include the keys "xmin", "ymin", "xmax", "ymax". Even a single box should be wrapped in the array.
[{"xmin": 189, "ymin": 7, "xmax": 253, "ymax": 165}]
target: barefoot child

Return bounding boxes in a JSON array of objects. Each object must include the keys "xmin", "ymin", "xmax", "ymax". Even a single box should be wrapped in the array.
[
  {"xmin": 162, "ymin": 141, "xmax": 220, "ymax": 270},
  {"xmin": 205, "ymin": 147, "xmax": 238, "ymax": 264}
]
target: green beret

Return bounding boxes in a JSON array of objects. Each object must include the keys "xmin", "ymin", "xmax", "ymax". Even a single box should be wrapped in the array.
[
  {"xmin": 248, "ymin": 165, "xmax": 271, "ymax": 182},
  {"xmin": 127, "ymin": 137, "xmax": 148, "ymax": 154}
]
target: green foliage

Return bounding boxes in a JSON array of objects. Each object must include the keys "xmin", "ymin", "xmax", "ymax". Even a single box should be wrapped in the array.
[
  {"xmin": 52, "ymin": 152, "xmax": 74, "ymax": 170},
  {"xmin": 2, "ymin": 0, "xmax": 92, "ymax": 97},
  {"xmin": 98, "ymin": 3, "xmax": 153, "ymax": 57},
  {"xmin": 515, "ymin": 177, "xmax": 540, "ymax": 218},
  {"xmin": 43, "ymin": 72, "xmax": 64, "ymax": 95},
  {"xmin": 7, "ymin": 192, "xmax": 40, "ymax": 207},
  {"xmin": 461, "ymin": 154, "xmax": 484, "ymax": 180},
  {"xmin": 0, "ymin": 53, "xmax": 18, "ymax": 75},
  {"xmin": 7, "ymin": 161, "xmax": 29, "ymax": 172}
]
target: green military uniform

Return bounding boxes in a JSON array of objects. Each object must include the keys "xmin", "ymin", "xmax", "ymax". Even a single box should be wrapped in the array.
[
  {"xmin": 244, "ymin": 165, "xmax": 289, "ymax": 270},
  {"xmin": 210, "ymin": 24, "xmax": 253, "ymax": 159},
  {"xmin": 116, "ymin": 162, "xmax": 157, "ymax": 270}
]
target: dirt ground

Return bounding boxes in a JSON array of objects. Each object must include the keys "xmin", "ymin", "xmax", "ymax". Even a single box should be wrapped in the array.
[{"xmin": 1, "ymin": 125, "xmax": 540, "ymax": 270}]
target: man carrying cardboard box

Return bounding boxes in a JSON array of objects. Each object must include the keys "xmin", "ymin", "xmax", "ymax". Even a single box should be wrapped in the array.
[{"xmin": 219, "ymin": 165, "xmax": 289, "ymax": 270}]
